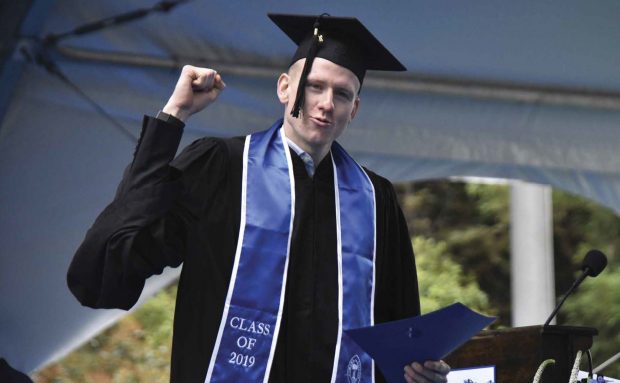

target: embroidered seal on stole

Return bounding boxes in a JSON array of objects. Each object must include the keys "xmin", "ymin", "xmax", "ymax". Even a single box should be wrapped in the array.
[{"xmin": 346, "ymin": 354, "xmax": 362, "ymax": 383}]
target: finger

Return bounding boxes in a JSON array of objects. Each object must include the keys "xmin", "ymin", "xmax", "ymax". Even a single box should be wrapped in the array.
[
  {"xmin": 404, "ymin": 364, "xmax": 416, "ymax": 379},
  {"xmin": 424, "ymin": 360, "xmax": 451, "ymax": 376},
  {"xmin": 213, "ymin": 73, "xmax": 226, "ymax": 90},
  {"xmin": 413, "ymin": 362, "xmax": 445, "ymax": 383},
  {"xmin": 405, "ymin": 362, "xmax": 432, "ymax": 383},
  {"xmin": 191, "ymin": 70, "xmax": 216, "ymax": 90},
  {"xmin": 180, "ymin": 65, "xmax": 205, "ymax": 84},
  {"xmin": 181, "ymin": 65, "xmax": 215, "ymax": 89}
]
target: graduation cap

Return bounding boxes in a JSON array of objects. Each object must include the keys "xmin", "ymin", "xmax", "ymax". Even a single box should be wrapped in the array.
[{"xmin": 268, "ymin": 13, "xmax": 407, "ymax": 118}]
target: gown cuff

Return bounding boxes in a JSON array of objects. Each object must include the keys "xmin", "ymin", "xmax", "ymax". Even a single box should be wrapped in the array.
[{"xmin": 130, "ymin": 115, "xmax": 184, "ymax": 172}]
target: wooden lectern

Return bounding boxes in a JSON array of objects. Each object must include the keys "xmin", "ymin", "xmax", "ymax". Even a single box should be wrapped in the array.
[{"xmin": 445, "ymin": 325, "xmax": 597, "ymax": 382}]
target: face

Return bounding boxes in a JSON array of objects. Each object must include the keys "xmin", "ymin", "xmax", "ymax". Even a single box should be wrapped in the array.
[{"xmin": 277, "ymin": 57, "xmax": 360, "ymax": 160}]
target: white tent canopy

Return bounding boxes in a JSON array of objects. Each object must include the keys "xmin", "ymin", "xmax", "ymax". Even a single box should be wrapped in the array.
[{"xmin": 1, "ymin": 0, "xmax": 619, "ymax": 373}]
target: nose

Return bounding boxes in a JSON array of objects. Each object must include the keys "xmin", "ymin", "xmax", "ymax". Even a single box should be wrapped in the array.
[{"xmin": 317, "ymin": 89, "xmax": 334, "ymax": 112}]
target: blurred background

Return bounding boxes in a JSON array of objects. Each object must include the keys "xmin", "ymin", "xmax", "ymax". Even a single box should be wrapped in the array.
[{"xmin": 1, "ymin": 0, "xmax": 619, "ymax": 381}]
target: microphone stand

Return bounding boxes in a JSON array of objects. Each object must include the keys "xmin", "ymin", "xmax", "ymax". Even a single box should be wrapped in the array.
[
  {"xmin": 543, "ymin": 269, "xmax": 589, "ymax": 327},
  {"xmin": 594, "ymin": 350, "xmax": 620, "ymax": 375}
]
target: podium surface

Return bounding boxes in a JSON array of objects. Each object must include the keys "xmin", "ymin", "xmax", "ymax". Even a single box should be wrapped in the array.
[{"xmin": 445, "ymin": 325, "xmax": 597, "ymax": 383}]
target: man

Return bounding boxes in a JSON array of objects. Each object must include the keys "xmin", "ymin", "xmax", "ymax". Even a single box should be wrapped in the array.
[{"xmin": 68, "ymin": 14, "xmax": 450, "ymax": 383}]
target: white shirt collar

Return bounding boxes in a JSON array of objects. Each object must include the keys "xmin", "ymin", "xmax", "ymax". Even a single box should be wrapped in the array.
[{"xmin": 280, "ymin": 127, "xmax": 316, "ymax": 177}]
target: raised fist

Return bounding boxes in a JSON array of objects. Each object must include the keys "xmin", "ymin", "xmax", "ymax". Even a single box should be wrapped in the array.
[{"xmin": 162, "ymin": 65, "xmax": 226, "ymax": 122}]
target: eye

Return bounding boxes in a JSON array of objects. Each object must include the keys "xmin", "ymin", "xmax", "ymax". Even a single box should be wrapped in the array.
[
  {"xmin": 335, "ymin": 89, "xmax": 353, "ymax": 101},
  {"xmin": 306, "ymin": 82, "xmax": 322, "ymax": 91}
]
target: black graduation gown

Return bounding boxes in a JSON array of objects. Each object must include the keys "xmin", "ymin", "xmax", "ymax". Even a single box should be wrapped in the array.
[{"xmin": 67, "ymin": 116, "xmax": 420, "ymax": 383}]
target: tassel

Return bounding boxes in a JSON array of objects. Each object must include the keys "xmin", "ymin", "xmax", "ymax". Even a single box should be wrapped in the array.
[{"xmin": 291, "ymin": 16, "xmax": 326, "ymax": 118}]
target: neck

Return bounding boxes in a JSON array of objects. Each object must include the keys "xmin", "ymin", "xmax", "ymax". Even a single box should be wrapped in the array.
[
  {"xmin": 282, "ymin": 125, "xmax": 331, "ymax": 165},
  {"xmin": 305, "ymin": 145, "xmax": 330, "ymax": 165}
]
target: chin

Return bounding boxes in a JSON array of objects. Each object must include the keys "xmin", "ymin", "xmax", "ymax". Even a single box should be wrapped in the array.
[{"xmin": 306, "ymin": 132, "xmax": 332, "ymax": 146}]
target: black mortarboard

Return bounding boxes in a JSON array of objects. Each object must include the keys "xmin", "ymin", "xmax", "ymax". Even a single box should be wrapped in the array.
[{"xmin": 269, "ymin": 13, "xmax": 407, "ymax": 118}]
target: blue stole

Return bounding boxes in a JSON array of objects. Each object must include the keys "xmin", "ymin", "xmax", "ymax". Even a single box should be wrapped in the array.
[{"xmin": 204, "ymin": 120, "xmax": 376, "ymax": 382}]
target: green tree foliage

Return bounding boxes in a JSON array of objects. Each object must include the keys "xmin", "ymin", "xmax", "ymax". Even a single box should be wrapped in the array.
[
  {"xmin": 34, "ymin": 285, "xmax": 177, "ymax": 383},
  {"xmin": 396, "ymin": 181, "xmax": 512, "ymax": 325},
  {"xmin": 413, "ymin": 236, "xmax": 491, "ymax": 315},
  {"xmin": 553, "ymin": 190, "xmax": 620, "ymax": 377},
  {"xmin": 553, "ymin": 190, "xmax": 620, "ymax": 296},
  {"xmin": 396, "ymin": 180, "xmax": 620, "ymax": 376},
  {"xmin": 563, "ymin": 268, "xmax": 620, "ymax": 377}
]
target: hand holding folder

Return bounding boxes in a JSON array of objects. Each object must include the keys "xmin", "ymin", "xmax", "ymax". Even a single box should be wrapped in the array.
[{"xmin": 345, "ymin": 303, "xmax": 496, "ymax": 383}]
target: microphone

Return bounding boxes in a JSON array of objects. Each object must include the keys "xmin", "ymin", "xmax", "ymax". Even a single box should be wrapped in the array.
[
  {"xmin": 543, "ymin": 249, "xmax": 607, "ymax": 327},
  {"xmin": 581, "ymin": 249, "xmax": 608, "ymax": 277}
]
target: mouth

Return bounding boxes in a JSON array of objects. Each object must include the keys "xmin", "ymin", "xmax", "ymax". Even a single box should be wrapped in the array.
[{"xmin": 310, "ymin": 116, "xmax": 332, "ymax": 127}]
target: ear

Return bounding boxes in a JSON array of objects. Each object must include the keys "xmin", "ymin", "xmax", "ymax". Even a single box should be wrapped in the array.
[
  {"xmin": 277, "ymin": 72, "xmax": 290, "ymax": 104},
  {"xmin": 350, "ymin": 96, "xmax": 360, "ymax": 120}
]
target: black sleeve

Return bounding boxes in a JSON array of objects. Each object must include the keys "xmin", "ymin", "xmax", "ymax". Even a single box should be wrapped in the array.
[
  {"xmin": 373, "ymin": 175, "xmax": 421, "ymax": 323},
  {"xmin": 67, "ymin": 116, "xmax": 227, "ymax": 310},
  {"xmin": 371, "ymin": 174, "xmax": 421, "ymax": 383}
]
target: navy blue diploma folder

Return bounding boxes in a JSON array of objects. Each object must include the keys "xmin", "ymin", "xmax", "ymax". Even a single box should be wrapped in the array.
[{"xmin": 345, "ymin": 303, "xmax": 495, "ymax": 383}]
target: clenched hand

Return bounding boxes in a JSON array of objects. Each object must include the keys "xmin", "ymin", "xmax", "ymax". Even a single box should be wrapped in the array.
[{"xmin": 162, "ymin": 65, "xmax": 226, "ymax": 122}]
